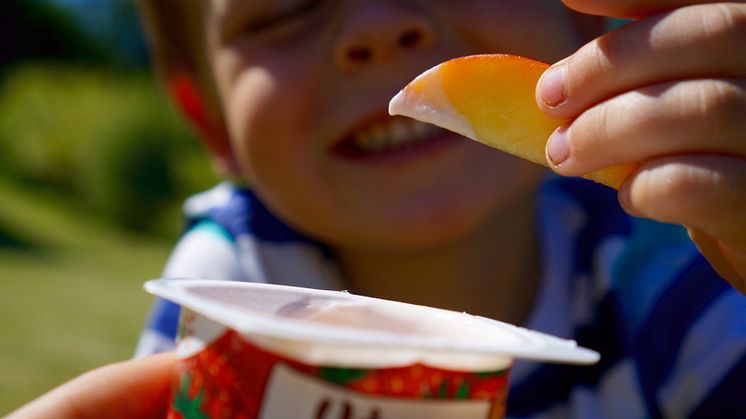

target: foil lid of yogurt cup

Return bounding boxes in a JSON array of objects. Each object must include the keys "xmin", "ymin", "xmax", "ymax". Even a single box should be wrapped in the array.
[{"xmin": 145, "ymin": 279, "xmax": 600, "ymax": 367}]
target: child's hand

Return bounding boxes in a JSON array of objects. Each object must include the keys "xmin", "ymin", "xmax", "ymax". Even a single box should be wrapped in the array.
[
  {"xmin": 6, "ymin": 352, "xmax": 176, "ymax": 419},
  {"xmin": 537, "ymin": 0, "xmax": 746, "ymax": 293}
]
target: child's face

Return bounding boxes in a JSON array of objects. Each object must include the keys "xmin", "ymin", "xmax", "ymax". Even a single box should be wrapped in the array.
[{"xmin": 203, "ymin": 0, "xmax": 586, "ymax": 248}]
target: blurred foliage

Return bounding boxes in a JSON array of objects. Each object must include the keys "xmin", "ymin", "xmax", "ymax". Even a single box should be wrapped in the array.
[
  {"xmin": 0, "ymin": 0, "xmax": 110, "ymax": 72},
  {"xmin": 0, "ymin": 63, "xmax": 219, "ymax": 233},
  {"xmin": 0, "ymin": 0, "xmax": 218, "ymax": 235}
]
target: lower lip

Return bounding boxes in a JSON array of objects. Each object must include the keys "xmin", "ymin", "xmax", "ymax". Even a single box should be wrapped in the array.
[{"xmin": 330, "ymin": 130, "xmax": 463, "ymax": 165}]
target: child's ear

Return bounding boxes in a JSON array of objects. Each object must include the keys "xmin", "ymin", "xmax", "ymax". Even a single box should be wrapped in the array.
[{"xmin": 169, "ymin": 74, "xmax": 241, "ymax": 178}]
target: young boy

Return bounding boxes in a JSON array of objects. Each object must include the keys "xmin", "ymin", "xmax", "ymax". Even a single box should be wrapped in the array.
[{"xmin": 134, "ymin": 0, "xmax": 746, "ymax": 417}]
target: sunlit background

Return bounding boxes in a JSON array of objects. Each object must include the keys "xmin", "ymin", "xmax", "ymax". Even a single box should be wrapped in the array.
[{"xmin": 0, "ymin": 0, "xmax": 219, "ymax": 413}]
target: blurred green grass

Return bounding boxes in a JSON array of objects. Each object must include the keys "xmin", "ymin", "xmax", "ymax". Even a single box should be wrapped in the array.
[{"xmin": 0, "ymin": 173, "xmax": 173, "ymax": 414}]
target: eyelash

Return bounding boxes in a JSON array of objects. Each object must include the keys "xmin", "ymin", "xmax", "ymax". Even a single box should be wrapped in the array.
[{"xmin": 245, "ymin": 0, "xmax": 323, "ymax": 34}]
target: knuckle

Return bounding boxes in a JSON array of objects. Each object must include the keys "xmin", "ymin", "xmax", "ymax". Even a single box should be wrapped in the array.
[
  {"xmin": 572, "ymin": 100, "xmax": 613, "ymax": 157},
  {"xmin": 688, "ymin": 81, "xmax": 746, "ymax": 130},
  {"xmin": 634, "ymin": 161, "xmax": 717, "ymax": 222},
  {"xmin": 695, "ymin": 3, "xmax": 746, "ymax": 42},
  {"xmin": 572, "ymin": 90, "xmax": 662, "ymax": 163},
  {"xmin": 567, "ymin": 42, "xmax": 615, "ymax": 96},
  {"xmin": 589, "ymin": 38, "xmax": 615, "ymax": 74},
  {"xmin": 633, "ymin": 158, "xmax": 746, "ymax": 226}
]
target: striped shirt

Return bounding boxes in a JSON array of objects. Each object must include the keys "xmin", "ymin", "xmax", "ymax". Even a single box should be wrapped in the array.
[{"xmin": 136, "ymin": 177, "xmax": 746, "ymax": 418}]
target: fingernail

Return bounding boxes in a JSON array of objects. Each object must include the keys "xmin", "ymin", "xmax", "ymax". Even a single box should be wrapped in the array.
[
  {"xmin": 617, "ymin": 182, "xmax": 639, "ymax": 216},
  {"xmin": 547, "ymin": 126, "xmax": 570, "ymax": 166},
  {"xmin": 539, "ymin": 64, "xmax": 566, "ymax": 107}
]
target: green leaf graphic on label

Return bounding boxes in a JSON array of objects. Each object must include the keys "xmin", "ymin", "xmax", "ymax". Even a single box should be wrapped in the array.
[
  {"xmin": 476, "ymin": 369, "xmax": 508, "ymax": 379},
  {"xmin": 319, "ymin": 367, "xmax": 369, "ymax": 386},
  {"xmin": 172, "ymin": 372, "xmax": 208, "ymax": 419},
  {"xmin": 437, "ymin": 379, "xmax": 450, "ymax": 398},
  {"xmin": 455, "ymin": 381, "xmax": 471, "ymax": 399}
]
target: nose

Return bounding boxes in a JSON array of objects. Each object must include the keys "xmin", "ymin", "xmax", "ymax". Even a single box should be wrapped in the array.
[{"xmin": 333, "ymin": 3, "xmax": 434, "ymax": 72}]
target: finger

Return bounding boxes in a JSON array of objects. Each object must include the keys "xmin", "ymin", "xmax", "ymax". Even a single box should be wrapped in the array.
[
  {"xmin": 561, "ymin": 0, "xmax": 746, "ymax": 19},
  {"xmin": 619, "ymin": 155, "xmax": 746, "ymax": 250},
  {"xmin": 538, "ymin": 3, "xmax": 746, "ymax": 118},
  {"xmin": 546, "ymin": 79, "xmax": 746, "ymax": 175},
  {"xmin": 7, "ymin": 352, "xmax": 177, "ymax": 419},
  {"xmin": 688, "ymin": 227, "xmax": 746, "ymax": 294},
  {"xmin": 719, "ymin": 240, "xmax": 746, "ymax": 292}
]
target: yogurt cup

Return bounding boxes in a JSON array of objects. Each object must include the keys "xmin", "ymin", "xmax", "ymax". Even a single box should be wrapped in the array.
[{"xmin": 145, "ymin": 279, "xmax": 599, "ymax": 419}]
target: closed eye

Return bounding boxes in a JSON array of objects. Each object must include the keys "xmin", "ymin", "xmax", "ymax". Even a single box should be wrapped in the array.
[{"xmin": 245, "ymin": 0, "xmax": 323, "ymax": 34}]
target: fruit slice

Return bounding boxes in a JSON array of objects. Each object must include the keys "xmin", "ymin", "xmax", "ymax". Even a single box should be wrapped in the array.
[{"xmin": 389, "ymin": 54, "xmax": 636, "ymax": 189}]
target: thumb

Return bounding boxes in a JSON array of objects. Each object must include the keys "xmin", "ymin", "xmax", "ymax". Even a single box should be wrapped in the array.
[{"xmin": 7, "ymin": 352, "xmax": 177, "ymax": 419}]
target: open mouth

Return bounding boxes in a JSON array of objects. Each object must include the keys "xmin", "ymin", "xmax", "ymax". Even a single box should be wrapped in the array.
[{"xmin": 330, "ymin": 116, "xmax": 455, "ymax": 161}]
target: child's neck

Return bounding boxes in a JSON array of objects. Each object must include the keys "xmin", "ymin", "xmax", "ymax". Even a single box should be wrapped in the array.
[{"xmin": 335, "ymin": 194, "xmax": 541, "ymax": 326}]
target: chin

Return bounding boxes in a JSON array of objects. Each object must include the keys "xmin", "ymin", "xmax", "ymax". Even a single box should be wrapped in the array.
[
  {"xmin": 387, "ymin": 176, "xmax": 543, "ymax": 249},
  {"xmin": 374, "ymin": 212, "xmax": 492, "ymax": 249},
  {"xmin": 268, "ymin": 151, "xmax": 545, "ymax": 252},
  {"xmin": 330, "ymin": 182, "xmax": 530, "ymax": 250}
]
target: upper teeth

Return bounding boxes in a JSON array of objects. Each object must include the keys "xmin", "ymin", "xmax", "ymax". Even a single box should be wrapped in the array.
[{"xmin": 353, "ymin": 119, "xmax": 440, "ymax": 152}]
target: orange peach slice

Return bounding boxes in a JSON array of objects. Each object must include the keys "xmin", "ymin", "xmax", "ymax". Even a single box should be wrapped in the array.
[{"xmin": 389, "ymin": 54, "xmax": 636, "ymax": 189}]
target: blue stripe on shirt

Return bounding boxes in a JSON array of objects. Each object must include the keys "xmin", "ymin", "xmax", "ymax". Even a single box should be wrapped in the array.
[
  {"xmin": 207, "ymin": 188, "xmax": 317, "ymax": 245},
  {"xmin": 551, "ymin": 178, "xmax": 632, "ymax": 275},
  {"xmin": 611, "ymin": 218, "xmax": 697, "ymax": 341},
  {"xmin": 188, "ymin": 187, "xmax": 333, "ymax": 258},
  {"xmin": 634, "ymin": 256, "xmax": 729, "ymax": 419},
  {"xmin": 508, "ymin": 257, "xmax": 733, "ymax": 419},
  {"xmin": 507, "ymin": 292, "xmax": 629, "ymax": 416},
  {"xmin": 507, "ymin": 179, "xmax": 634, "ymax": 416},
  {"xmin": 146, "ymin": 297, "xmax": 181, "ymax": 340}
]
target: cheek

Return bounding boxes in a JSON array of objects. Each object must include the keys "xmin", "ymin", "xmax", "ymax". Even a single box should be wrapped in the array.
[
  {"xmin": 218, "ymin": 58, "xmax": 341, "ymax": 237},
  {"xmin": 222, "ymin": 63, "xmax": 320, "ymax": 186},
  {"xmin": 223, "ymin": 69, "xmax": 272, "ymax": 175}
]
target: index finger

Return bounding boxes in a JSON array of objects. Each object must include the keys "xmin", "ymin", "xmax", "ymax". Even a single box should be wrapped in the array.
[{"xmin": 562, "ymin": 0, "xmax": 746, "ymax": 18}]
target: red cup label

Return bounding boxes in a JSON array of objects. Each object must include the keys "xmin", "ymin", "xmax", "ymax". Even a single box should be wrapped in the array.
[
  {"xmin": 169, "ymin": 311, "xmax": 509, "ymax": 419},
  {"xmin": 261, "ymin": 363, "xmax": 495, "ymax": 418}
]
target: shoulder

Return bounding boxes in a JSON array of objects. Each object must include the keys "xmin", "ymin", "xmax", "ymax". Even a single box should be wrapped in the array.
[
  {"xmin": 165, "ymin": 183, "xmax": 342, "ymax": 288},
  {"xmin": 183, "ymin": 182, "xmax": 320, "ymax": 246},
  {"xmin": 164, "ymin": 182, "xmax": 320, "ymax": 281},
  {"xmin": 155, "ymin": 183, "xmax": 254, "ymax": 284},
  {"xmin": 162, "ymin": 219, "xmax": 244, "ymax": 281}
]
